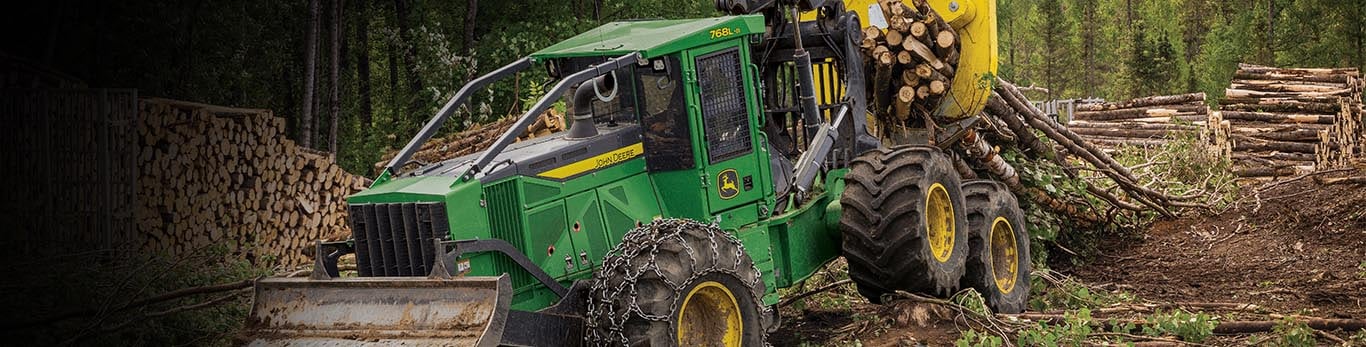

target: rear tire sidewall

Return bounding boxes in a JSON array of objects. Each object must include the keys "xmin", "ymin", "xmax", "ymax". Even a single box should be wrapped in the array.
[{"xmin": 961, "ymin": 180, "xmax": 1031, "ymax": 314}]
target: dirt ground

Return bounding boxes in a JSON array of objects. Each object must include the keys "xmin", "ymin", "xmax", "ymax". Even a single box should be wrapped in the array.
[
  {"xmin": 775, "ymin": 178, "xmax": 1366, "ymax": 346},
  {"xmin": 1071, "ymin": 180, "xmax": 1366, "ymax": 318}
]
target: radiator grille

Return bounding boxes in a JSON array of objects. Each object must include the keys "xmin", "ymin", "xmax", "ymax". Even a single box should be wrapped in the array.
[
  {"xmin": 483, "ymin": 181, "xmax": 533, "ymax": 288},
  {"xmin": 349, "ymin": 202, "xmax": 449, "ymax": 277}
]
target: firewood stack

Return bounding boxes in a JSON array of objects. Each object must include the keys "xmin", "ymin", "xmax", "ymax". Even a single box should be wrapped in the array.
[
  {"xmin": 135, "ymin": 98, "xmax": 366, "ymax": 267},
  {"xmin": 1068, "ymin": 93, "xmax": 1230, "ymax": 156},
  {"xmin": 1220, "ymin": 63, "xmax": 1363, "ymax": 179},
  {"xmin": 373, "ymin": 110, "xmax": 565, "ymax": 174},
  {"xmin": 861, "ymin": 0, "xmax": 962, "ymax": 130}
]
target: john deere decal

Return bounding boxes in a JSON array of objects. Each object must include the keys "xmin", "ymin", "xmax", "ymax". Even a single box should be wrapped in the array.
[{"xmin": 717, "ymin": 169, "xmax": 740, "ymax": 200}]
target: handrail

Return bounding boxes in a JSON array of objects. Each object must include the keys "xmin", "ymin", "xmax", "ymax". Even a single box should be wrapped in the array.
[
  {"xmin": 384, "ymin": 57, "xmax": 534, "ymax": 176},
  {"xmin": 459, "ymin": 53, "xmax": 642, "ymax": 182}
]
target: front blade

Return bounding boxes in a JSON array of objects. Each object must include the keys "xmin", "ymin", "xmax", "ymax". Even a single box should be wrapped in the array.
[{"xmin": 241, "ymin": 275, "xmax": 511, "ymax": 347}]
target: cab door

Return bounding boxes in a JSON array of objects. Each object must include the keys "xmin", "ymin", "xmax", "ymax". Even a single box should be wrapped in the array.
[{"xmin": 685, "ymin": 42, "xmax": 772, "ymax": 219}]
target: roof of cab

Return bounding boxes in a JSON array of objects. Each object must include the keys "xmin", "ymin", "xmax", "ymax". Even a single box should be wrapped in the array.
[{"xmin": 530, "ymin": 15, "xmax": 764, "ymax": 60}]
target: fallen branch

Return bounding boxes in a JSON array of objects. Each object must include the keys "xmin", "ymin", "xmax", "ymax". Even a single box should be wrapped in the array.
[
  {"xmin": 1315, "ymin": 175, "xmax": 1366, "ymax": 185},
  {"xmin": 778, "ymin": 279, "xmax": 852, "ymax": 307},
  {"xmin": 1213, "ymin": 319, "xmax": 1366, "ymax": 334},
  {"xmin": 10, "ymin": 279, "xmax": 256, "ymax": 329}
]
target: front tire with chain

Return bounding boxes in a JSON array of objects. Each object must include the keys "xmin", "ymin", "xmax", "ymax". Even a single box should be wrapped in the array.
[
  {"xmin": 840, "ymin": 145, "xmax": 969, "ymax": 303},
  {"xmin": 585, "ymin": 219, "xmax": 770, "ymax": 346},
  {"xmin": 960, "ymin": 180, "xmax": 1031, "ymax": 313}
]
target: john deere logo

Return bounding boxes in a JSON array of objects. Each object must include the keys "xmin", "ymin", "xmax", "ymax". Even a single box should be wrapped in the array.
[{"xmin": 717, "ymin": 169, "xmax": 740, "ymax": 200}]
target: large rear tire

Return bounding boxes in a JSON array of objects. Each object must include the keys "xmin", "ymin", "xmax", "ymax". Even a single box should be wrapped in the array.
[
  {"xmin": 585, "ymin": 219, "xmax": 769, "ymax": 346},
  {"xmin": 840, "ymin": 145, "xmax": 969, "ymax": 303},
  {"xmin": 960, "ymin": 180, "xmax": 1031, "ymax": 313}
]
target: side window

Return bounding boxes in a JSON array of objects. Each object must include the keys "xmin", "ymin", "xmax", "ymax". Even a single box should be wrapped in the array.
[
  {"xmin": 695, "ymin": 48, "xmax": 752, "ymax": 164},
  {"xmin": 637, "ymin": 56, "xmax": 694, "ymax": 172}
]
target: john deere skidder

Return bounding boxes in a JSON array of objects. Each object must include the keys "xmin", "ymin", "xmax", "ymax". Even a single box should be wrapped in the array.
[{"xmin": 243, "ymin": 0, "xmax": 1028, "ymax": 345}]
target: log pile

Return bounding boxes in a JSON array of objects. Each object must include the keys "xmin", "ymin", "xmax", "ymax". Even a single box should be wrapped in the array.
[
  {"xmin": 1220, "ymin": 64, "xmax": 1363, "ymax": 179},
  {"xmin": 373, "ymin": 110, "xmax": 565, "ymax": 174},
  {"xmin": 1068, "ymin": 93, "xmax": 1230, "ymax": 157},
  {"xmin": 135, "ymin": 98, "xmax": 366, "ymax": 267},
  {"xmin": 861, "ymin": 0, "xmax": 962, "ymax": 130}
]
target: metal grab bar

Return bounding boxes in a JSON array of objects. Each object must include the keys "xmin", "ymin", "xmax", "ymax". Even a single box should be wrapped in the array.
[
  {"xmin": 384, "ymin": 57, "xmax": 534, "ymax": 175},
  {"xmin": 460, "ymin": 53, "xmax": 642, "ymax": 182}
]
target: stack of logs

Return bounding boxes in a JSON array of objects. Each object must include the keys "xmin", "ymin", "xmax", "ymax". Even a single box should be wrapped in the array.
[
  {"xmin": 373, "ymin": 110, "xmax": 564, "ymax": 174},
  {"xmin": 1220, "ymin": 64, "xmax": 1363, "ymax": 179},
  {"xmin": 136, "ymin": 98, "xmax": 366, "ymax": 267},
  {"xmin": 861, "ymin": 0, "xmax": 961, "ymax": 127},
  {"xmin": 1069, "ymin": 93, "xmax": 1231, "ymax": 157}
]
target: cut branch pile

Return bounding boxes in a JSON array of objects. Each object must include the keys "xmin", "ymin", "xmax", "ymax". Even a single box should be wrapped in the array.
[
  {"xmin": 1221, "ymin": 63, "xmax": 1363, "ymax": 179},
  {"xmin": 861, "ymin": 0, "xmax": 962, "ymax": 132},
  {"xmin": 373, "ymin": 110, "xmax": 564, "ymax": 174},
  {"xmin": 136, "ymin": 98, "xmax": 366, "ymax": 267},
  {"xmin": 966, "ymin": 79, "xmax": 1211, "ymax": 224},
  {"xmin": 1069, "ymin": 92, "xmax": 1230, "ymax": 157}
]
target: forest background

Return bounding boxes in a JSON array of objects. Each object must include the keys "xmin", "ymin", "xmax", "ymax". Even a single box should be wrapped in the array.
[{"xmin": 3, "ymin": 0, "xmax": 1361, "ymax": 175}]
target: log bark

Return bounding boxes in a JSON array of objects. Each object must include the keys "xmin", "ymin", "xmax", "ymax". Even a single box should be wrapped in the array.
[
  {"xmin": 1229, "ymin": 127, "xmax": 1322, "ymax": 142},
  {"xmin": 1072, "ymin": 105, "xmax": 1208, "ymax": 121},
  {"xmin": 1213, "ymin": 319, "xmax": 1366, "ymax": 334},
  {"xmin": 1066, "ymin": 121, "xmax": 1200, "ymax": 131},
  {"xmin": 1221, "ymin": 111, "xmax": 1336, "ymax": 124},
  {"xmin": 1222, "ymin": 101, "xmax": 1341, "ymax": 114},
  {"xmin": 1232, "ymin": 135, "xmax": 1318, "ymax": 153},
  {"xmin": 1075, "ymin": 93, "xmax": 1205, "ymax": 111},
  {"xmin": 354, "ymin": 0, "xmax": 372, "ymax": 130},
  {"xmin": 1069, "ymin": 128, "xmax": 1199, "ymax": 139},
  {"xmin": 301, "ymin": 0, "xmax": 320, "ymax": 148},
  {"xmin": 893, "ymin": 86, "xmax": 915, "ymax": 121}
]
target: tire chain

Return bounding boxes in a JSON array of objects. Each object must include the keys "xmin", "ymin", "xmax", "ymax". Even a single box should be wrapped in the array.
[{"xmin": 584, "ymin": 218, "xmax": 769, "ymax": 346}]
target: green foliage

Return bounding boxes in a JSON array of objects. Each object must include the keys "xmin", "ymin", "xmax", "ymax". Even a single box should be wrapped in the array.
[
  {"xmin": 1016, "ymin": 308, "xmax": 1094, "ymax": 346},
  {"xmin": 1139, "ymin": 309, "xmax": 1217, "ymax": 343},
  {"xmin": 951, "ymin": 289, "xmax": 992, "ymax": 316},
  {"xmin": 1000, "ymin": 0, "xmax": 1365, "ymax": 101},
  {"xmin": 1028, "ymin": 274, "xmax": 1136, "ymax": 312},
  {"xmin": 1269, "ymin": 318, "xmax": 1318, "ymax": 347},
  {"xmin": 955, "ymin": 329, "xmax": 1006, "ymax": 347}
]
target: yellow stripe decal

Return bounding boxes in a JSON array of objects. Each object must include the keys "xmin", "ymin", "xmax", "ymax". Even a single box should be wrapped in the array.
[{"xmin": 537, "ymin": 143, "xmax": 644, "ymax": 180}]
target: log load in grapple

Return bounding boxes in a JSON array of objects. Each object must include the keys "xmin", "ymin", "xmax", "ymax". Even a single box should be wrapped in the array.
[{"xmin": 242, "ymin": 1, "xmax": 1025, "ymax": 345}]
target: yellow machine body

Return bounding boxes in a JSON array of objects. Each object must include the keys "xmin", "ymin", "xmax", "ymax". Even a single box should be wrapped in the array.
[{"xmin": 805, "ymin": 0, "xmax": 998, "ymax": 120}]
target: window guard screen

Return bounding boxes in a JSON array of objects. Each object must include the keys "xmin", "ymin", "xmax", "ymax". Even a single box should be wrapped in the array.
[{"xmin": 696, "ymin": 48, "xmax": 753, "ymax": 164}]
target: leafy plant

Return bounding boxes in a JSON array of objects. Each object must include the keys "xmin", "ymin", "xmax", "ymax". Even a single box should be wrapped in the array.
[
  {"xmin": 1139, "ymin": 309, "xmax": 1217, "ymax": 343},
  {"xmin": 1269, "ymin": 318, "xmax": 1318, "ymax": 347},
  {"xmin": 1016, "ymin": 308, "xmax": 1094, "ymax": 346},
  {"xmin": 956, "ymin": 329, "xmax": 1006, "ymax": 347}
]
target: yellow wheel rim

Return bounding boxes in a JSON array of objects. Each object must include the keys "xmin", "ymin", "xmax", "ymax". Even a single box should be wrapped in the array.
[
  {"xmin": 925, "ymin": 183, "xmax": 956, "ymax": 263},
  {"xmin": 677, "ymin": 281, "xmax": 743, "ymax": 347},
  {"xmin": 989, "ymin": 217, "xmax": 1020, "ymax": 294}
]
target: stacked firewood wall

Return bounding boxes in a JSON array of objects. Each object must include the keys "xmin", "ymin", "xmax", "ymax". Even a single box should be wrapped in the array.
[
  {"xmin": 1221, "ymin": 64, "xmax": 1363, "ymax": 178},
  {"xmin": 135, "ymin": 98, "xmax": 366, "ymax": 267},
  {"xmin": 1068, "ymin": 93, "xmax": 1230, "ymax": 157},
  {"xmin": 373, "ymin": 110, "xmax": 564, "ymax": 174}
]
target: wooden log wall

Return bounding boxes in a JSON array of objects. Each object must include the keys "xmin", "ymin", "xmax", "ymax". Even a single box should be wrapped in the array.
[
  {"xmin": 1068, "ymin": 92, "xmax": 1231, "ymax": 158},
  {"xmin": 372, "ymin": 110, "xmax": 564, "ymax": 174},
  {"xmin": 135, "ymin": 98, "xmax": 366, "ymax": 267},
  {"xmin": 1221, "ymin": 63, "xmax": 1363, "ymax": 179}
]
